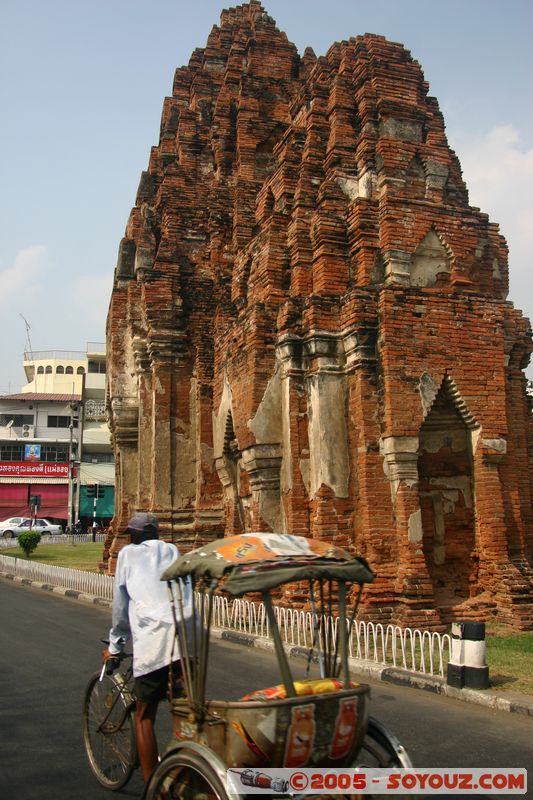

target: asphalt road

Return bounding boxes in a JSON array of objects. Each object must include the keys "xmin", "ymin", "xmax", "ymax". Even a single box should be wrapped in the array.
[{"xmin": 0, "ymin": 579, "xmax": 531, "ymax": 800}]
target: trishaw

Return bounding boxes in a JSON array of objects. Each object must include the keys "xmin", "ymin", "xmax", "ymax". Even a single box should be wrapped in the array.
[{"xmin": 83, "ymin": 533, "xmax": 412, "ymax": 798}]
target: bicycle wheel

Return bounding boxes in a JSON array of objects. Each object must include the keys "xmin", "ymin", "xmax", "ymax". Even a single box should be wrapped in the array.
[
  {"xmin": 144, "ymin": 749, "xmax": 230, "ymax": 800},
  {"xmin": 83, "ymin": 671, "xmax": 137, "ymax": 790},
  {"xmin": 355, "ymin": 716, "xmax": 412, "ymax": 768}
]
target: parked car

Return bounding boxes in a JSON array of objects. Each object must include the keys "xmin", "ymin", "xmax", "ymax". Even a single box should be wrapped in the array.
[
  {"xmin": 0, "ymin": 517, "xmax": 26, "ymax": 536},
  {"xmin": 1, "ymin": 518, "xmax": 63, "ymax": 538}
]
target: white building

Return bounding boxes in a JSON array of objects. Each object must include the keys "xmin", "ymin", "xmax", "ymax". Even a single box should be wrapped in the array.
[{"xmin": 0, "ymin": 343, "xmax": 114, "ymax": 527}]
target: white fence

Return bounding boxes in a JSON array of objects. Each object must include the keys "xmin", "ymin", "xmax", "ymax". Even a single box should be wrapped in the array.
[
  {"xmin": 0, "ymin": 554, "xmax": 451, "ymax": 678},
  {"xmin": 0, "ymin": 534, "xmax": 106, "ymax": 548},
  {"xmin": 211, "ymin": 594, "xmax": 451, "ymax": 677},
  {"xmin": 0, "ymin": 554, "xmax": 114, "ymax": 600}
]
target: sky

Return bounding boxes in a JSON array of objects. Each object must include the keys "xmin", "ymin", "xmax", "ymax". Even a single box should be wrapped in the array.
[{"xmin": 1, "ymin": 0, "xmax": 532, "ymax": 392}]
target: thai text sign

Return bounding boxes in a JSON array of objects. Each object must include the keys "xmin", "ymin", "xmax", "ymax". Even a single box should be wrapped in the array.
[{"xmin": 0, "ymin": 461, "xmax": 70, "ymax": 478}]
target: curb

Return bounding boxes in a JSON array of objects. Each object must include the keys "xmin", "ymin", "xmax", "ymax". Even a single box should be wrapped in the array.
[
  {"xmin": 0, "ymin": 571, "xmax": 112, "ymax": 608},
  {"xmin": 215, "ymin": 628, "xmax": 533, "ymax": 718},
  {"xmin": 2, "ymin": 571, "xmax": 532, "ymax": 718}
]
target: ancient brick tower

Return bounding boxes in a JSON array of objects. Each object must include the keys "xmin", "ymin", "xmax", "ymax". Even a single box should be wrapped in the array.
[{"xmin": 106, "ymin": 2, "xmax": 533, "ymax": 629}]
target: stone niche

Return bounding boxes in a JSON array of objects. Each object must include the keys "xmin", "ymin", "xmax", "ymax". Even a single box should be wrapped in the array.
[{"xmin": 106, "ymin": 1, "xmax": 533, "ymax": 629}]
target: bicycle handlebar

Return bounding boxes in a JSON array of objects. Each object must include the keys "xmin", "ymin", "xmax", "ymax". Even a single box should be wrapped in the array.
[{"xmin": 99, "ymin": 640, "xmax": 133, "ymax": 680}]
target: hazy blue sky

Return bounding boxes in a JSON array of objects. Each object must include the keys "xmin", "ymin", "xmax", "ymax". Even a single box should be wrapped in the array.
[{"xmin": 1, "ymin": 0, "xmax": 532, "ymax": 391}]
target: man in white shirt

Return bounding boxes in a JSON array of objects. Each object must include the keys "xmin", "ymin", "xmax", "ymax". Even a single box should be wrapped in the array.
[{"xmin": 102, "ymin": 512, "xmax": 190, "ymax": 782}]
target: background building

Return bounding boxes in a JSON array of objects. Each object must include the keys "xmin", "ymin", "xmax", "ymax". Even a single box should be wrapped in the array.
[{"xmin": 0, "ymin": 343, "xmax": 114, "ymax": 528}]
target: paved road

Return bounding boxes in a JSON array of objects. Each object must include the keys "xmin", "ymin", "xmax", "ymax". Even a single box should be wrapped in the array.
[{"xmin": 0, "ymin": 579, "xmax": 531, "ymax": 799}]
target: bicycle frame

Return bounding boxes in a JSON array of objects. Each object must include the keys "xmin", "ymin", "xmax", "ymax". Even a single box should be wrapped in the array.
[{"xmin": 96, "ymin": 664, "xmax": 135, "ymax": 735}]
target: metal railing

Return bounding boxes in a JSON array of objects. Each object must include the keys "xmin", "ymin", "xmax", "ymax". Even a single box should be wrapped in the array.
[
  {"xmin": 24, "ymin": 350, "xmax": 86, "ymax": 361},
  {"xmin": 211, "ymin": 595, "xmax": 451, "ymax": 677},
  {"xmin": 0, "ymin": 553, "xmax": 451, "ymax": 678},
  {"xmin": 86, "ymin": 342, "xmax": 106, "ymax": 354},
  {"xmin": 0, "ymin": 534, "xmax": 106, "ymax": 548},
  {"xmin": 0, "ymin": 554, "xmax": 113, "ymax": 599}
]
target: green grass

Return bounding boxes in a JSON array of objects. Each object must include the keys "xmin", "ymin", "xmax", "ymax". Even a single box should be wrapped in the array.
[
  {"xmin": 0, "ymin": 542, "xmax": 104, "ymax": 572},
  {"xmin": 485, "ymin": 622, "xmax": 533, "ymax": 695}
]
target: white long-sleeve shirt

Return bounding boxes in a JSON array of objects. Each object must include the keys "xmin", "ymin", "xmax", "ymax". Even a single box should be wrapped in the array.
[{"xmin": 108, "ymin": 539, "xmax": 191, "ymax": 677}]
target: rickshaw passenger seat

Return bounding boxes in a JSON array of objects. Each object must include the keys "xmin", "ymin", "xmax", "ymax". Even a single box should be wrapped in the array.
[{"xmin": 240, "ymin": 677, "xmax": 358, "ymax": 701}]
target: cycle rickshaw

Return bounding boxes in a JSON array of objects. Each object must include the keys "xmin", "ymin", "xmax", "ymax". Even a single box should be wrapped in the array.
[{"xmin": 83, "ymin": 532, "xmax": 412, "ymax": 798}]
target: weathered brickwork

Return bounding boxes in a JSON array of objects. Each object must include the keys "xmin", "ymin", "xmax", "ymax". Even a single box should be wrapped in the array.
[{"xmin": 106, "ymin": 2, "xmax": 533, "ymax": 629}]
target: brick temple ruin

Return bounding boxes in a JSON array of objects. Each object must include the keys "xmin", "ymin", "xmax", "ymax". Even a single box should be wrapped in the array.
[{"xmin": 106, "ymin": 2, "xmax": 533, "ymax": 629}]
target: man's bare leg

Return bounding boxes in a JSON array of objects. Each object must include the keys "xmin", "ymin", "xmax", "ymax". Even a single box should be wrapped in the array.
[{"xmin": 135, "ymin": 700, "xmax": 159, "ymax": 782}]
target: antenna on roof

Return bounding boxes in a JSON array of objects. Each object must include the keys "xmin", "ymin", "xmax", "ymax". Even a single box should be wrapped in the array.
[{"xmin": 20, "ymin": 314, "xmax": 34, "ymax": 358}]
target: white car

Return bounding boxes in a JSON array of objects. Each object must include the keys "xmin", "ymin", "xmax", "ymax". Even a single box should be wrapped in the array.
[
  {"xmin": 0, "ymin": 517, "xmax": 26, "ymax": 536},
  {"xmin": 0, "ymin": 517, "xmax": 63, "ymax": 538}
]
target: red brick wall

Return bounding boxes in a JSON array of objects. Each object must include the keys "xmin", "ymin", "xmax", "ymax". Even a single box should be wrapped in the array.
[{"xmin": 106, "ymin": 3, "xmax": 533, "ymax": 629}]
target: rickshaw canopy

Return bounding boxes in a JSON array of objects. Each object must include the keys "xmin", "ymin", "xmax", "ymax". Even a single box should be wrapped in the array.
[{"xmin": 161, "ymin": 533, "xmax": 374, "ymax": 596}]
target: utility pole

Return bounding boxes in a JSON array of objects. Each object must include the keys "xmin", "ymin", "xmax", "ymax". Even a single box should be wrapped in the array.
[
  {"xmin": 74, "ymin": 380, "xmax": 85, "ymax": 526},
  {"xmin": 67, "ymin": 401, "xmax": 80, "ymax": 532},
  {"xmin": 67, "ymin": 419, "xmax": 74, "ymax": 532},
  {"xmin": 92, "ymin": 483, "xmax": 98, "ymax": 542}
]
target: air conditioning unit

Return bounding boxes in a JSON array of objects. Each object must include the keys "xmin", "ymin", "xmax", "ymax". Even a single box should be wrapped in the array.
[{"xmin": 22, "ymin": 425, "xmax": 35, "ymax": 438}]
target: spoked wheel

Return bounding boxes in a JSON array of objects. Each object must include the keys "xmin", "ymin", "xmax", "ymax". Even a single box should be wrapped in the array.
[
  {"xmin": 353, "ymin": 717, "xmax": 413, "ymax": 799},
  {"xmin": 83, "ymin": 671, "xmax": 137, "ymax": 790},
  {"xmin": 144, "ymin": 749, "xmax": 230, "ymax": 800},
  {"xmin": 356, "ymin": 716, "xmax": 413, "ymax": 768}
]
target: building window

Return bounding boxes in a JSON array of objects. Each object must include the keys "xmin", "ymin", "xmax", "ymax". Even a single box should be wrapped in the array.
[
  {"xmin": 0, "ymin": 443, "xmax": 24, "ymax": 460},
  {"xmin": 45, "ymin": 366, "xmax": 52, "ymax": 374},
  {"xmin": 0, "ymin": 414, "xmax": 34, "ymax": 426},
  {"xmin": 88, "ymin": 360, "xmax": 106, "ymax": 374},
  {"xmin": 41, "ymin": 444, "xmax": 69, "ymax": 461},
  {"xmin": 84, "ymin": 399, "xmax": 106, "ymax": 420},
  {"xmin": 65, "ymin": 366, "xmax": 74, "ymax": 374},
  {"xmin": 77, "ymin": 366, "xmax": 85, "ymax": 374},
  {"xmin": 56, "ymin": 365, "xmax": 64, "ymax": 374},
  {"xmin": 37, "ymin": 366, "xmax": 44, "ymax": 374},
  {"xmin": 81, "ymin": 453, "xmax": 115, "ymax": 464},
  {"xmin": 47, "ymin": 415, "xmax": 78, "ymax": 428}
]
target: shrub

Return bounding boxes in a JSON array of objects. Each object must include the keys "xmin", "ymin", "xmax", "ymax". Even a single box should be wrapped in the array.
[{"xmin": 18, "ymin": 530, "xmax": 41, "ymax": 558}]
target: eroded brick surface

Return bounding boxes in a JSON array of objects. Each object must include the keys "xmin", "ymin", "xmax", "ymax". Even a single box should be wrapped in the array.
[{"xmin": 106, "ymin": 2, "xmax": 533, "ymax": 629}]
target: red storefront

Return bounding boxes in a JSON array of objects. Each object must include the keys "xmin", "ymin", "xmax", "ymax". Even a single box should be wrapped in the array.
[{"xmin": 0, "ymin": 462, "xmax": 70, "ymax": 520}]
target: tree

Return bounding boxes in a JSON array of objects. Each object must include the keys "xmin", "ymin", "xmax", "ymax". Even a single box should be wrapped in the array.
[{"xmin": 17, "ymin": 531, "xmax": 41, "ymax": 558}]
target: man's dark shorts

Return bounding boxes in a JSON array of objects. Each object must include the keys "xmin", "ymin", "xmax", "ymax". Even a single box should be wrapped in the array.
[{"xmin": 134, "ymin": 661, "xmax": 184, "ymax": 704}]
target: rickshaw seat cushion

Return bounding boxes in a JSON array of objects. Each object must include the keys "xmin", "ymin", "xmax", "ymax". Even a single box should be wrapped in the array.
[{"xmin": 240, "ymin": 677, "xmax": 358, "ymax": 701}]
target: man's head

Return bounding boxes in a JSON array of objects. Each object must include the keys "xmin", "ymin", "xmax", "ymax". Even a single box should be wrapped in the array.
[{"xmin": 127, "ymin": 512, "xmax": 159, "ymax": 544}]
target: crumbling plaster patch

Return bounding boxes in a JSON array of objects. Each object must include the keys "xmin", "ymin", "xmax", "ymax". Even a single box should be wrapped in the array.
[
  {"xmin": 408, "ymin": 509, "xmax": 423, "ymax": 543},
  {"xmin": 280, "ymin": 373, "xmax": 293, "ymax": 495},
  {"xmin": 336, "ymin": 170, "xmax": 377, "ymax": 202},
  {"xmin": 171, "ymin": 379, "xmax": 197, "ymax": 508},
  {"xmin": 299, "ymin": 456, "xmax": 310, "ymax": 496},
  {"xmin": 420, "ymin": 428, "xmax": 469, "ymax": 453},
  {"xmin": 411, "ymin": 229, "xmax": 451, "ymax": 288},
  {"xmin": 248, "ymin": 363, "xmax": 283, "ymax": 444},
  {"xmin": 428, "ymin": 476, "xmax": 473, "ymax": 510},
  {"xmin": 213, "ymin": 371, "xmax": 234, "ymax": 458},
  {"xmin": 381, "ymin": 436, "xmax": 419, "ymax": 498},
  {"xmin": 482, "ymin": 437, "xmax": 507, "ymax": 455},
  {"xmin": 419, "ymin": 372, "xmax": 440, "ymax": 417},
  {"xmin": 307, "ymin": 373, "xmax": 349, "ymax": 498}
]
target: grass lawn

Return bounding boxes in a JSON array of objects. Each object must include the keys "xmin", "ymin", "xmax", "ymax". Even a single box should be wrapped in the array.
[
  {"xmin": 0, "ymin": 542, "xmax": 104, "ymax": 572},
  {"xmin": 485, "ymin": 622, "xmax": 533, "ymax": 695}
]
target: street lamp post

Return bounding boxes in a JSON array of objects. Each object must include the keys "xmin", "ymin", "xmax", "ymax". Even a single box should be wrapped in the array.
[
  {"xmin": 67, "ymin": 420, "xmax": 74, "ymax": 532},
  {"xmin": 67, "ymin": 401, "xmax": 80, "ymax": 532}
]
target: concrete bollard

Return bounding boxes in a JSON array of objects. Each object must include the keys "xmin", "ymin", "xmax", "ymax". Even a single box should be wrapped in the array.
[{"xmin": 446, "ymin": 621, "xmax": 489, "ymax": 690}]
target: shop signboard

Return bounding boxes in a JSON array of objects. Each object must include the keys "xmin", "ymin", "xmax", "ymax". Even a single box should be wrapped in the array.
[{"xmin": 0, "ymin": 461, "xmax": 71, "ymax": 478}]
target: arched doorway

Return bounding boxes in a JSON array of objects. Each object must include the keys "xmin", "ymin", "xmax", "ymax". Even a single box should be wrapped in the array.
[
  {"xmin": 418, "ymin": 380, "xmax": 477, "ymax": 616},
  {"xmin": 222, "ymin": 412, "xmax": 246, "ymax": 533}
]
